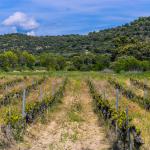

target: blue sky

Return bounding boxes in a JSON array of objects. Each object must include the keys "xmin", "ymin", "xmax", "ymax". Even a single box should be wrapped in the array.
[{"xmin": 0, "ymin": 0, "xmax": 150, "ymax": 35}]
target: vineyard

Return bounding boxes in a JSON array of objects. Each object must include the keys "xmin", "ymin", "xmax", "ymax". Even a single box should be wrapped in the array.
[{"xmin": 0, "ymin": 72, "xmax": 149, "ymax": 150}]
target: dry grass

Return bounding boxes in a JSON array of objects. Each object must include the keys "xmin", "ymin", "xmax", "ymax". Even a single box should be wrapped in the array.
[
  {"xmin": 0, "ymin": 76, "xmax": 33, "ymax": 99},
  {"xmin": 0, "ymin": 76, "xmax": 16, "ymax": 85},
  {"xmin": 126, "ymin": 79, "xmax": 144, "ymax": 97}
]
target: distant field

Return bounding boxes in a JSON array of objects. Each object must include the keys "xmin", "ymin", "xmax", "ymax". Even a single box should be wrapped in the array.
[{"xmin": 0, "ymin": 71, "xmax": 149, "ymax": 150}]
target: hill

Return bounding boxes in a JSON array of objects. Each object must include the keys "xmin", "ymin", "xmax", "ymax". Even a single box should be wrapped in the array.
[{"xmin": 0, "ymin": 17, "xmax": 150, "ymax": 60}]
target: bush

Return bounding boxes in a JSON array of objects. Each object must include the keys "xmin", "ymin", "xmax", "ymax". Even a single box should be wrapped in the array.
[
  {"xmin": 111, "ymin": 56, "xmax": 150, "ymax": 73},
  {"xmin": 140, "ymin": 60, "xmax": 150, "ymax": 71}
]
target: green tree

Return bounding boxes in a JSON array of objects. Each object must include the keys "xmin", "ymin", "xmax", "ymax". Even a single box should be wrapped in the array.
[
  {"xmin": 94, "ymin": 54, "xmax": 111, "ymax": 70},
  {"xmin": 0, "ymin": 51, "xmax": 18, "ymax": 70},
  {"xmin": 20, "ymin": 51, "xmax": 36, "ymax": 68},
  {"xmin": 39, "ymin": 53, "xmax": 57, "ymax": 70}
]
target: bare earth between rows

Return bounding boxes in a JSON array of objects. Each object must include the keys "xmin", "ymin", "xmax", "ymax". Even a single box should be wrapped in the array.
[{"xmin": 15, "ymin": 79, "xmax": 111, "ymax": 150}]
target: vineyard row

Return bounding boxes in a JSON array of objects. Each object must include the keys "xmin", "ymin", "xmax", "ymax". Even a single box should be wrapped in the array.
[
  {"xmin": 108, "ymin": 78, "xmax": 150, "ymax": 110},
  {"xmin": 130, "ymin": 78, "xmax": 150, "ymax": 91},
  {"xmin": 87, "ymin": 79, "xmax": 143, "ymax": 150},
  {"xmin": 3, "ymin": 78, "xmax": 68, "ymax": 140},
  {"xmin": 0, "ymin": 77, "xmax": 46, "ymax": 108}
]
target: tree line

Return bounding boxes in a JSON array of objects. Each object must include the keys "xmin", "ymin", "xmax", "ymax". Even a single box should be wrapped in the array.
[{"xmin": 0, "ymin": 50, "xmax": 149, "ymax": 72}]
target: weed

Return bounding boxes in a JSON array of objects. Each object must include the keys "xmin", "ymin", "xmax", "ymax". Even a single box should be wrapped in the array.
[
  {"xmin": 68, "ymin": 102, "xmax": 84, "ymax": 122},
  {"xmin": 71, "ymin": 131, "xmax": 78, "ymax": 142},
  {"xmin": 61, "ymin": 132, "xmax": 69, "ymax": 142}
]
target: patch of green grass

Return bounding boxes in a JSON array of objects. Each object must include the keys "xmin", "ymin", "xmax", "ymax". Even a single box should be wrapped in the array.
[
  {"xmin": 68, "ymin": 111, "xmax": 84, "ymax": 122},
  {"xmin": 70, "ymin": 131, "xmax": 78, "ymax": 142},
  {"xmin": 39, "ymin": 113, "xmax": 47, "ymax": 124},
  {"xmin": 71, "ymin": 102, "xmax": 82, "ymax": 112},
  {"xmin": 49, "ymin": 144, "xmax": 54, "ymax": 150},
  {"xmin": 61, "ymin": 130, "xmax": 78, "ymax": 143},
  {"xmin": 61, "ymin": 132, "xmax": 69, "ymax": 142},
  {"xmin": 68, "ymin": 102, "xmax": 84, "ymax": 122},
  {"xmin": 0, "ymin": 71, "xmax": 150, "ymax": 81}
]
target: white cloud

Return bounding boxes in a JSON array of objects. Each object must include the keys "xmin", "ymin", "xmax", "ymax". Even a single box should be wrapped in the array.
[
  {"xmin": 27, "ymin": 31, "xmax": 36, "ymax": 36},
  {"xmin": 2, "ymin": 12, "xmax": 39, "ymax": 34}
]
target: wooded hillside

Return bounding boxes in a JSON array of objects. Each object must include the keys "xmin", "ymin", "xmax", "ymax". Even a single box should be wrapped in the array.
[
  {"xmin": 0, "ymin": 17, "xmax": 150, "ymax": 59},
  {"xmin": 0, "ymin": 17, "xmax": 150, "ymax": 72}
]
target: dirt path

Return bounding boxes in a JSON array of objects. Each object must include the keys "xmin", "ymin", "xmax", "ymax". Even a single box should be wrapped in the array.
[{"xmin": 18, "ymin": 79, "xmax": 111, "ymax": 150}]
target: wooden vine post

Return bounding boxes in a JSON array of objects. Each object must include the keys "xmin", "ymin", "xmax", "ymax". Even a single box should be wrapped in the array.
[
  {"xmin": 143, "ymin": 79, "xmax": 147, "ymax": 99},
  {"xmin": 144, "ymin": 79, "xmax": 147, "ymax": 117},
  {"xmin": 52, "ymin": 82, "xmax": 54, "ymax": 96},
  {"xmin": 32, "ymin": 79, "xmax": 35, "ymax": 85},
  {"xmin": 116, "ymin": 88, "xmax": 119, "ymax": 135},
  {"xmin": 39, "ymin": 86, "xmax": 43, "ymax": 101},
  {"xmin": 103, "ymin": 90, "xmax": 106, "ymax": 100},
  {"xmin": 126, "ymin": 107, "xmax": 132, "ymax": 150},
  {"xmin": 22, "ymin": 89, "xmax": 26, "ymax": 118},
  {"xmin": 6, "ymin": 85, "xmax": 11, "ymax": 132},
  {"xmin": 4, "ymin": 85, "xmax": 8, "ymax": 106},
  {"xmin": 4, "ymin": 85, "xmax": 12, "ymax": 139}
]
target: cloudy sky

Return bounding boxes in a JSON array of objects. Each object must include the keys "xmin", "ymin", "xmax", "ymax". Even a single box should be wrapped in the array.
[{"xmin": 0, "ymin": 0, "xmax": 150, "ymax": 35}]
